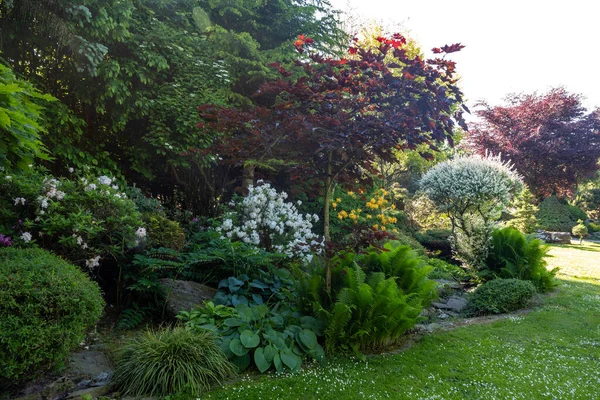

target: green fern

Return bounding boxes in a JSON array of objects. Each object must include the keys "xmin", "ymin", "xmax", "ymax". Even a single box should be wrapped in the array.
[{"xmin": 117, "ymin": 306, "xmax": 153, "ymax": 330}]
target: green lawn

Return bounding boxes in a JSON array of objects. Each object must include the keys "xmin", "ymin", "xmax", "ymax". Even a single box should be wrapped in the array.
[{"xmin": 205, "ymin": 242, "xmax": 600, "ymax": 400}]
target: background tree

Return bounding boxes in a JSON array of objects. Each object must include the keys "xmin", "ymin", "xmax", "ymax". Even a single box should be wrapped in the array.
[
  {"xmin": 0, "ymin": 0, "xmax": 344, "ymax": 215},
  {"xmin": 199, "ymin": 35, "xmax": 468, "ymax": 290},
  {"xmin": 466, "ymin": 88, "xmax": 600, "ymax": 198},
  {"xmin": 420, "ymin": 155, "xmax": 523, "ymax": 270}
]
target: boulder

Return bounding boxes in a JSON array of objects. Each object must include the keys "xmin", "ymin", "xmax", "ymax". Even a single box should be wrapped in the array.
[
  {"xmin": 536, "ymin": 230, "xmax": 572, "ymax": 244},
  {"xmin": 159, "ymin": 279, "xmax": 217, "ymax": 315},
  {"xmin": 551, "ymin": 232, "xmax": 572, "ymax": 244}
]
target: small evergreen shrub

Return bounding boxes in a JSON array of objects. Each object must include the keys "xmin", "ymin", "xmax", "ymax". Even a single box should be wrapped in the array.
[
  {"xmin": 112, "ymin": 327, "xmax": 234, "ymax": 397},
  {"xmin": 484, "ymin": 227, "xmax": 557, "ymax": 292},
  {"xmin": 466, "ymin": 278, "xmax": 536, "ymax": 316},
  {"xmin": 536, "ymin": 195, "xmax": 578, "ymax": 232},
  {"xmin": 572, "ymin": 220, "xmax": 588, "ymax": 244},
  {"xmin": 142, "ymin": 212, "xmax": 186, "ymax": 250},
  {"xmin": 0, "ymin": 248, "xmax": 104, "ymax": 384},
  {"xmin": 415, "ymin": 229, "xmax": 453, "ymax": 258}
]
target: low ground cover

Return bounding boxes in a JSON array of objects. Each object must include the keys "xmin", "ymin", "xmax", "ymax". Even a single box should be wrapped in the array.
[{"xmin": 204, "ymin": 243, "xmax": 600, "ymax": 400}]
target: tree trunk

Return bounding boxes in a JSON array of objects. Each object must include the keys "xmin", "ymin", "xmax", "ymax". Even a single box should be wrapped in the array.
[
  {"xmin": 241, "ymin": 163, "xmax": 255, "ymax": 194},
  {"xmin": 324, "ymin": 152, "xmax": 333, "ymax": 293}
]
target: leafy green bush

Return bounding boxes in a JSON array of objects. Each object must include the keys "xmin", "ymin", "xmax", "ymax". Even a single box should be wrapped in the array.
[
  {"xmin": 466, "ymin": 278, "xmax": 536, "ymax": 316},
  {"xmin": 112, "ymin": 327, "xmax": 234, "ymax": 397},
  {"xmin": 415, "ymin": 229, "xmax": 453, "ymax": 258},
  {"xmin": 427, "ymin": 257, "xmax": 471, "ymax": 282},
  {"xmin": 588, "ymin": 221, "xmax": 600, "ymax": 233},
  {"xmin": 536, "ymin": 195, "xmax": 578, "ymax": 232},
  {"xmin": 0, "ymin": 248, "xmax": 104, "ymax": 384},
  {"xmin": 142, "ymin": 212, "xmax": 185, "ymax": 250},
  {"xmin": 178, "ymin": 302, "xmax": 324, "ymax": 373},
  {"xmin": 484, "ymin": 227, "xmax": 557, "ymax": 292}
]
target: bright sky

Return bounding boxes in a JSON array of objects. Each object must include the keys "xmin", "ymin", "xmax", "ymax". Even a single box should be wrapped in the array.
[{"xmin": 330, "ymin": 0, "xmax": 600, "ymax": 119}]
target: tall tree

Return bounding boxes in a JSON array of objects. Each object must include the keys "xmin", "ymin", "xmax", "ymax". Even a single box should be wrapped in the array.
[
  {"xmin": 199, "ymin": 35, "xmax": 467, "ymax": 290},
  {"xmin": 466, "ymin": 88, "xmax": 600, "ymax": 198}
]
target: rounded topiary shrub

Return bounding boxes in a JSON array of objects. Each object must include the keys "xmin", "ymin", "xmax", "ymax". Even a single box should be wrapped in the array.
[
  {"xmin": 466, "ymin": 278, "xmax": 536, "ymax": 316},
  {"xmin": 0, "ymin": 248, "xmax": 104, "ymax": 384},
  {"xmin": 112, "ymin": 327, "xmax": 234, "ymax": 397}
]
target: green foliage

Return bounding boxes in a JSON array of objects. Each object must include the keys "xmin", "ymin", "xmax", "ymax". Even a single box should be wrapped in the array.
[
  {"xmin": 466, "ymin": 278, "xmax": 536, "ymax": 316},
  {"xmin": 415, "ymin": 229, "xmax": 453, "ymax": 259},
  {"xmin": 361, "ymin": 242, "xmax": 437, "ymax": 303},
  {"xmin": 573, "ymin": 187, "xmax": 600, "ymax": 220},
  {"xmin": 0, "ymin": 248, "xmax": 104, "ymax": 384},
  {"xmin": 142, "ymin": 212, "xmax": 185, "ymax": 250},
  {"xmin": 536, "ymin": 195, "xmax": 580, "ymax": 232},
  {"xmin": 298, "ymin": 243, "xmax": 435, "ymax": 353},
  {"xmin": 179, "ymin": 302, "xmax": 324, "ymax": 373},
  {"xmin": 213, "ymin": 266, "xmax": 296, "ymax": 308},
  {"xmin": 506, "ymin": 187, "xmax": 539, "ymax": 234},
  {"xmin": 484, "ymin": 227, "xmax": 557, "ymax": 292},
  {"xmin": 112, "ymin": 327, "xmax": 234, "ymax": 397},
  {"xmin": 572, "ymin": 220, "xmax": 588, "ymax": 243},
  {"xmin": 181, "ymin": 230, "xmax": 291, "ymax": 284},
  {"xmin": 0, "ymin": 63, "xmax": 54, "ymax": 171},
  {"xmin": 566, "ymin": 204, "xmax": 587, "ymax": 222},
  {"xmin": 321, "ymin": 264, "xmax": 422, "ymax": 353},
  {"xmin": 427, "ymin": 257, "xmax": 471, "ymax": 282}
]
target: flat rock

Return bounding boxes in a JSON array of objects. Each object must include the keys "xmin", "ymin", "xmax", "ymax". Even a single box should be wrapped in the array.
[
  {"xmin": 551, "ymin": 232, "xmax": 572, "ymax": 244},
  {"xmin": 159, "ymin": 279, "xmax": 217, "ymax": 314},
  {"xmin": 65, "ymin": 384, "xmax": 110, "ymax": 399},
  {"xmin": 432, "ymin": 295, "xmax": 468, "ymax": 312},
  {"xmin": 68, "ymin": 350, "xmax": 112, "ymax": 379}
]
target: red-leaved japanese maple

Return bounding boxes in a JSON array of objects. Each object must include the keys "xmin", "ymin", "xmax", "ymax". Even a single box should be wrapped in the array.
[
  {"xmin": 198, "ymin": 34, "xmax": 467, "ymax": 290},
  {"xmin": 466, "ymin": 88, "xmax": 600, "ymax": 198}
]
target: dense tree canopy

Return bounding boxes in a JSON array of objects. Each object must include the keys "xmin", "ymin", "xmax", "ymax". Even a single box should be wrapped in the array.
[
  {"xmin": 466, "ymin": 88, "xmax": 600, "ymax": 198},
  {"xmin": 0, "ymin": 0, "xmax": 344, "ymax": 214}
]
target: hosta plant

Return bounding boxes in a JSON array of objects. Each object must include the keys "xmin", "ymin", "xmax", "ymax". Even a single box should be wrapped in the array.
[{"xmin": 178, "ymin": 302, "xmax": 324, "ymax": 373}]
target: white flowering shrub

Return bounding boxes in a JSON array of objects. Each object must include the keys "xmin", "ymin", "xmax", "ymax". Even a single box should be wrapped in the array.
[
  {"xmin": 420, "ymin": 154, "xmax": 523, "ymax": 269},
  {"xmin": 217, "ymin": 182, "xmax": 322, "ymax": 263},
  {"xmin": 0, "ymin": 167, "xmax": 145, "ymax": 272}
]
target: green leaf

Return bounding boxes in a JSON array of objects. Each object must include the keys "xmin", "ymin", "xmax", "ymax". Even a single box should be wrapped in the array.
[
  {"xmin": 298, "ymin": 329, "xmax": 318, "ymax": 350},
  {"xmin": 223, "ymin": 317, "xmax": 244, "ymax": 327},
  {"xmin": 273, "ymin": 353, "xmax": 283, "ymax": 373},
  {"xmin": 280, "ymin": 348, "xmax": 301, "ymax": 372},
  {"xmin": 229, "ymin": 338, "xmax": 249, "ymax": 356},
  {"xmin": 253, "ymin": 347, "xmax": 271, "ymax": 373},
  {"xmin": 240, "ymin": 329, "xmax": 260, "ymax": 348},
  {"xmin": 263, "ymin": 344, "xmax": 276, "ymax": 363}
]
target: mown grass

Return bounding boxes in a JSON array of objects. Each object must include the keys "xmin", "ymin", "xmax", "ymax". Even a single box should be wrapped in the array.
[{"xmin": 204, "ymin": 242, "xmax": 600, "ymax": 400}]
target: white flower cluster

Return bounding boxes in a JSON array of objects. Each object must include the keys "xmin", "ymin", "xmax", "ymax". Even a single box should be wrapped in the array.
[
  {"xmin": 14, "ymin": 197, "xmax": 26, "ymax": 206},
  {"xmin": 81, "ymin": 176, "xmax": 127, "ymax": 200},
  {"xmin": 20, "ymin": 232, "xmax": 32, "ymax": 243},
  {"xmin": 217, "ymin": 182, "xmax": 322, "ymax": 263},
  {"xmin": 86, "ymin": 255, "xmax": 100, "ymax": 270},
  {"xmin": 135, "ymin": 227, "xmax": 146, "ymax": 239},
  {"xmin": 72, "ymin": 231, "xmax": 89, "ymax": 249}
]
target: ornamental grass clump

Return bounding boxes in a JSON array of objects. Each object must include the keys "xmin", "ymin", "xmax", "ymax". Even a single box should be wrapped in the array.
[
  {"xmin": 112, "ymin": 327, "xmax": 234, "ymax": 397},
  {"xmin": 420, "ymin": 154, "xmax": 523, "ymax": 270}
]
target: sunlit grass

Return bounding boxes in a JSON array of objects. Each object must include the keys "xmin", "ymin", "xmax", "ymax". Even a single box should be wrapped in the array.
[{"xmin": 204, "ymin": 243, "xmax": 600, "ymax": 400}]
